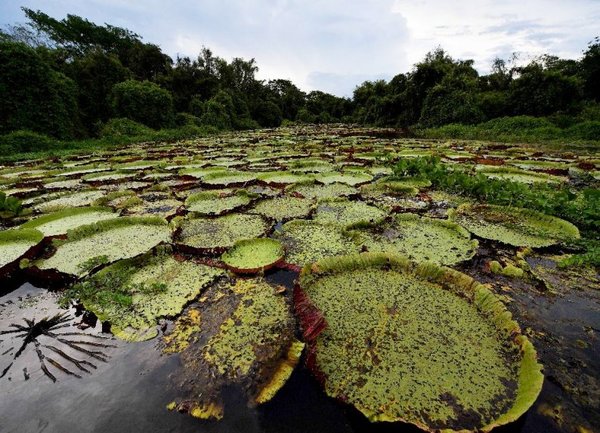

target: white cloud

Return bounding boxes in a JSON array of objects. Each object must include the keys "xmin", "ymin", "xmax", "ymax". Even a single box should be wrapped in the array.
[{"xmin": 1, "ymin": 0, "xmax": 598, "ymax": 96}]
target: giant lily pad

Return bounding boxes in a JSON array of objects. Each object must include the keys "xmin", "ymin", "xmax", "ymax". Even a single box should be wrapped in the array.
[
  {"xmin": 352, "ymin": 213, "xmax": 478, "ymax": 265},
  {"xmin": 276, "ymin": 220, "xmax": 359, "ymax": 267},
  {"xmin": 20, "ymin": 207, "xmax": 117, "ymax": 237},
  {"xmin": 0, "ymin": 229, "xmax": 44, "ymax": 271},
  {"xmin": 33, "ymin": 190, "xmax": 106, "ymax": 213},
  {"xmin": 69, "ymin": 248, "xmax": 224, "ymax": 341},
  {"xmin": 185, "ymin": 190, "xmax": 254, "ymax": 216},
  {"xmin": 286, "ymin": 181, "xmax": 357, "ymax": 200},
  {"xmin": 296, "ymin": 253, "xmax": 544, "ymax": 431},
  {"xmin": 165, "ymin": 278, "xmax": 300, "ymax": 418},
  {"xmin": 313, "ymin": 198, "xmax": 387, "ymax": 229},
  {"xmin": 251, "ymin": 196, "xmax": 313, "ymax": 221},
  {"xmin": 450, "ymin": 204, "xmax": 580, "ymax": 247},
  {"xmin": 476, "ymin": 166, "xmax": 566, "ymax": 184},
  {"xmin": 202, "ymin": 170, "xmax": 257, "ymax": 186},
  {"xmin": 315, "ymin": 171, "xmax": 373, "ymax": 186},
  {"xmin": 176, "ymin": 213, "xmax": 270, "ymax": 253},
  {"xmin": 221, "ymin": 238, "xmax": 284, "ymax": 274},
  {"xmin": 36, "ymin": 217, "xmax": 171, "ymax": 277}
]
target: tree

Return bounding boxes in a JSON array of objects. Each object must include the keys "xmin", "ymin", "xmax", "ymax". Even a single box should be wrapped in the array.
[
  {"xmin": 266, "ymin": 79, "xmax": 306, "ymax": 120},
  {"xmin": 68, "ymin": 50, "xmax": 131, "ymax": 133},
  {"xmin": 110, "ymin": 80, "xmax": 174, "ymax": 129},
  {"xmin": 581, "ymin": 38, "xmax": 600, "ymax": 101},
  {"xmin": 0, "ymin": 41, "xmax": 79, "ymax": 138},
  {"xmin": 509, "ymin": 63, "xmax": 582, "ymax": 116}
]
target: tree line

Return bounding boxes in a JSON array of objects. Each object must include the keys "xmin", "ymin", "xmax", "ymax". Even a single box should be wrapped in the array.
[{"xmin": 1, "ymin": 8, "xmax": 599, "ymax": 143}]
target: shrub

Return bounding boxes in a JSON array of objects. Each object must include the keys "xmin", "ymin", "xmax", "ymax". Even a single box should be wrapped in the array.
[
  {"xmin": 0, "ymin": 130, "xmax": 57, "ymax": 154},
  {"xmin": 200, "ymin": 100, "xmax": 231, "ymax": 130},
  {"xmin": 175, "ymin": 112, "xmax": 203, "ymax": 128},
  {"xmin": 0, "ymin": 191, "xmax": 22, "ymax": 216},
  {"xmin": 99, "ymin": 118, "xmax": 152, "ymax": 138},
  {"xmin": 565, "ymin": 121, "xmax": 600, "ymax": 141},
  {"xmin": 110, "ymin": 80, "xmax": 174, "ymax": 129}
]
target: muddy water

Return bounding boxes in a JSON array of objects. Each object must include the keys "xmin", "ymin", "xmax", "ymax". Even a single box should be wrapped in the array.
[{"xmin": 0, "ymin": 264, "xmax": 597, "ymax": 433}]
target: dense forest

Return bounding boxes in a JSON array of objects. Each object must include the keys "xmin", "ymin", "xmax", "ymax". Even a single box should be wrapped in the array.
[{"xmin": 1, "ymin": 8, "xmax": 599, "ymax": 153}]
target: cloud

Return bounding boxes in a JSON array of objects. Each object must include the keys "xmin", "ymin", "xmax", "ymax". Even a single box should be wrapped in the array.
[{"xmin": 1, "ymin": 0, "xmax": 598, "ymax": 96}]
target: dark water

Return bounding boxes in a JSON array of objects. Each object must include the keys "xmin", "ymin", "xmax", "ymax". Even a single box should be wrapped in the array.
[{"xmin": 0, "ymin": 268, "xmax": 595, "ymax": 433}]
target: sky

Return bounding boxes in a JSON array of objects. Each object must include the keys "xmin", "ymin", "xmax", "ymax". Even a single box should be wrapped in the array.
[{"xmin": 1, "ymin": 0, "xmax": 598, "ymax": 97}]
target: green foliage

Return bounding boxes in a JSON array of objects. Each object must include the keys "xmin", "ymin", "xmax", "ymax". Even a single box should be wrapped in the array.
[
  {"xmin": 421, "ymin": 116, "xmax": 600, "ymax": 143},
  {"xmin": 0, "ymin": 191, "xmax": 23, "ymax": 216},
  {"xmin": 0, "ymin": 41, "xmax": 79, "ymax": 139},
  {"xmin": 2, "ymin": 8, "xmax": 600, "ymax": 145},
  {"xmin": 110, "ymin": 79, "xmax": 174, "ymax": 129},
  {"xmin": 99, "ymin": 118, "xmax": 152, "ymax": 138},
  {"xmin": 0, "ymin": 130, "xmax": 57, "ymax": 154},
  {"xmin": 559, "ymin": 239, "xmax": 600, "ymax": 268},
  {"xmin": 68, "ymin": 50, "xmax": 131, "ymax": 133},
  {"xmin": 393, "ymin": 157, "xmax": 600, "ymax": 236}
]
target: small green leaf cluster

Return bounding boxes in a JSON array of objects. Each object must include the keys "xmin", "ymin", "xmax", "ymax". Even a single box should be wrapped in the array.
[{"xmin": 0, "ymin": 191, "xmax": 22, "ymax": 216}]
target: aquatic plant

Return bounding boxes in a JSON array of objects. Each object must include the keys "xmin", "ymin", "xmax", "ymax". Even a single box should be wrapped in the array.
[
  {"xmin": 185, "ymin": 190, "xmax": 254, "ymax": 216},
  {"xmin": 66, "ymin": 248, "xmax": 224, "ymax": 341},
  {"xmin": 313, "ymin": 198, "xmax": 387, "ymax": 229},
  {"xmin": 286, "ymin": 181, "xmax": 357, "ymax": 200},
  {"xmin": 314, "ymin": 171, "xmax": 373, "ymax": 186},
  {"xmin": 450, "ymin": 204, "xmax": 580, "ymax": 247},
  {"xmin": 221, "ymin": 238, "xmax": 285, "ymax": 274},
  {"xmin": 20, "ymin": 207, "xmax": 117, "ymax": 237},
  {"xmin": 0, "ymin": 228, "xmax": 44, "ymax": 270},
  {"xmin": 36, "ymin": 217, "xmax": 171, "ymax": 277},
  {"xmin": 352, "ymin": 213, "xmax": 478, "ymax": 265},
  {"xmin": 275, "ymin": 220, "xmax": 359, "ymax": 267},
  {"xmin": 165, "ymin": 278, "xmax": 299, "ymax": 418},
  {"xmin": 176, "ymin": 213, "xmax": 270, "ymax": 252},
  {"xmin": 296, "ymin": 253, "xmax": 544, "ymax": 431},
  {"xmin": 251, "ymin": 196, "xmax": 314, "ymax": 221}
]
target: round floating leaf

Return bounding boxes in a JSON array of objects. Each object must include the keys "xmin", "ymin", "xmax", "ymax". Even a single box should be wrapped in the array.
[
  {"xmin": 34, "ymin": 190, "xmax": 106, "ymax": 213},
  {"xmin": 286, "ymin": 181, "xmax": 357, "ymax": 200},
  {"xmin": 0, "ymin": 229, "xmax": 44, "ymax": 269},
  {"xmin": 296, "ymin": 253, "xmax": 544, "ymax": 432},
  {"xmin": 276, "ymin": 220, "xmax": 359, "ymax": 267},
  {"xmin": 315, "ymin": 171, "xmax": 373, "ymax": 186},
  {"xmin": 165, "ymin": 278, "xmax": 299, "ymax": 418},
  {"xmin": 36, "ymin": 217, "xmax": 171, "ymax": 277},
  {"xmin": 476, "ymin": 166, "xmax": 566, "ymax": 184},
  {"xmin": 176, "ymin": 213, "xmax": 271, "ymax": 252},
  {"xmin": 352, "ymin": 213, "xmax": 478, "ymax": 265},
  {"xmin": 202, "ymin": 170, "xmax": 257, "ymax": 186},
  {"xmin": 70, "ymin": 249, "xmax": 224, "ymax": 341},
  {"xmin": 450, "ymin": 204, "xmax": 580, "ymax": 247},
  {"xmin": 185, "ymin": 190, "xmax": 254, "ymax": 216},
  {"xmin": 313, "ymin": 198, "xmax": 387, "ymax": 229},
  {"xmin": 257, "ymin": 172, "xmax": 313, "ymax": 185},
  {"xmin": 252, "ymin": 196, "xmax": 313, "ymax": 221},
  {"xmin": 221, "ymin": 238, "xmax": 284, "ymax": 274},
  {"xmin": 20, "ymin": 206, "xmax": 117, "ymax": 237}
]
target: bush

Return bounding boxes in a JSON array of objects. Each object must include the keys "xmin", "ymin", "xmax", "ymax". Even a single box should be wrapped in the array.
[
  {"xmin": 110, "ymin": 80, "xmax": 174, "ymax": 129},
  {"xmin": 174, "ymin": 112, "xmax": 203, "ymax": 128},
  {"xmin": 0, "ymin": 191, "xmax": 22, "ymax": 216},
  {"xmin": 200, "ymin": 100, "xmax": 231, "ymax": 130},
  {"xmin": 99, "ymin": 118, "xmax": 152, "ymax": 138},
  {"xmin": 483, "ymin": 116, "xmax": 554, "ymax": 133},
  {"xmin": 0, "ymin": 130, "xmax": 57, "ymax": 154},
  {"xmin": 565, "ymin": 121, "xmax": 600, "ymax": 141}
]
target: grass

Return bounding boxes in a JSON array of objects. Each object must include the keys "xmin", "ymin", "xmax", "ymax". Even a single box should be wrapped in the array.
[
  {"xmin": 418, "ymin": 116, "xmax": 600, "ymax": 151},
  {"xmin": 0, "ymin": 125, "xmax": 219, "ymax": 163}
]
